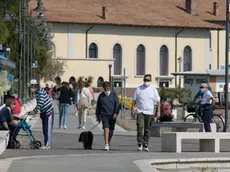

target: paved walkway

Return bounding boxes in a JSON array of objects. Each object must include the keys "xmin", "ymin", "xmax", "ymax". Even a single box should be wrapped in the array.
[{"xmin": 1, "ymin": 101, "xmax": 230, "ymax": 172}]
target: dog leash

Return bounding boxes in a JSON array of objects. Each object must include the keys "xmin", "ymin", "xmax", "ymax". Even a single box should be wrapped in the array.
[{"xmin": 89, "ymin": 122, "xmax": 100, "ymax": 131}]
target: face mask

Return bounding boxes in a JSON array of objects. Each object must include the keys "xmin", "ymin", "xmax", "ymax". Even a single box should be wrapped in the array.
[
  {"xmin": 31, "ymin": 88, "xmax": 36, "ymax": 92},
  {"xmin": 200, "ymin": 88, "xmax": 205, "ymax": 93},
  {"xmin": 144, "ymin": 82, "xmax": 150, "ymax": 87},
  {"xmin": 11, "ymin": 105, "xmax": 15, "ymax": 109},
  {"xmin": 104, "ymin": 91, "xmax": 111, "ymax": 96}
]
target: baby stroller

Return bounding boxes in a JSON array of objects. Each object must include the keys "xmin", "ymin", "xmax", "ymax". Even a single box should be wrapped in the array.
[{"xmin": 10, "ymin": 112, "xmax": 42, "ymax": 149}]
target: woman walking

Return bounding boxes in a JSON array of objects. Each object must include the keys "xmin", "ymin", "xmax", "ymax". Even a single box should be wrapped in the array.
[
  {"xmin": 77, "ymin": 81, "xmax": 91, "ymax": 129},
  {"xmin": 59, "ymin": 82, "xmax": 73, "ymax": 129},
  {"xmin": 69, "ymin": 77, "xmax": 78, "ymax": 116}
]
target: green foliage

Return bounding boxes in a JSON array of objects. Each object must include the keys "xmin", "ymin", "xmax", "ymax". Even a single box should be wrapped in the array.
[
  {"xmin": 40, "ymin": 57, "xmax": 66, "ymax": 82},
  {"xmin": 0, "ymin": 19, "xmax": 9, "ymax": 43},
  {"xmin": 0, "ymin": 1, "xmax": 64, "ymax": 82},
  {"xmin": 159, "ymin": 86, "xmax": 192, "ymax": 106},
  {"xmin": 76, "ymin": 76, "xmax": 94, "ymax": 89}
]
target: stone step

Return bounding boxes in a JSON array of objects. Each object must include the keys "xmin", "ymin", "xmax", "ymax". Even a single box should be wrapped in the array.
[{"xmin": 0, "ymin": 131, "xmax": 9, "ymax": 156}]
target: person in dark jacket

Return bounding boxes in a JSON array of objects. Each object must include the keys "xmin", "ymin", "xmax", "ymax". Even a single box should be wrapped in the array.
[
  {"xmin": 0, "ymin": 97, "xmax": 20, "ymax": 148},
  {"xmin": 59, "ymin": 82, "xmax": 73, "ymax": 129},
  {"xmin": 96, "ymin": 81, "xmax": 120, "ymax": 151}
]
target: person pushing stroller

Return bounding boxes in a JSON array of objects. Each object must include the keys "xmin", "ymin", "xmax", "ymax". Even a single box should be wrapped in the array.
[{"xmin": 30, "ymin": 79, "xmax": 53, "ymax": 149}]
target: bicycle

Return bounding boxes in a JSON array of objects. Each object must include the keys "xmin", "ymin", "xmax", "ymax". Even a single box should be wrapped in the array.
[{"xmin": 184, "ymin": 103, "xmax": 225, "ymax": 132}]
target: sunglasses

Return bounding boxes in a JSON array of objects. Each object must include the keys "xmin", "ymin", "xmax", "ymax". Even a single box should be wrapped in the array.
[{"xmin": 144, "ymin": 79, "xmax": 150, "ymax": 82}]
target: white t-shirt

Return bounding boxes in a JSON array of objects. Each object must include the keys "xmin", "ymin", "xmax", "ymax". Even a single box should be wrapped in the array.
[
  {"xmin": 77, "ymin": 87, "xmax": 91, "ymax": 104},
  {"xmin": 200, "ymin": 90, "xmax": 213, "ymax": 105},
  {"xmin": 133, "ymin": 85, "xmax": 160, "ymax": 115}
]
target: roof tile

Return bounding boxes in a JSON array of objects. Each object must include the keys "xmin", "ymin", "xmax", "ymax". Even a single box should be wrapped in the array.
[{"xmin": 29, "ymin": 0, "xmax": 224, "ymax": 29}]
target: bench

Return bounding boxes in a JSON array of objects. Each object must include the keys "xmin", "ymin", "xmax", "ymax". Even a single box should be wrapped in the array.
[
  {"xmin": 150, "ymin": 122, "xmax": 205, "ymax": 137},
  {"xmin": 0, "ymin": 131, "xmax": 9, "ymax": 155},
  {"xmin": 161, "ymin": 132, "xmax": 230, "ymax": 153}
]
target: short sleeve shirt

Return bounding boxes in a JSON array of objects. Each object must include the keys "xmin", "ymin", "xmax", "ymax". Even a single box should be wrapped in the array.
[
  {"xmin": 133, "ymin": 85, "xmax": 160, "ymax": 115},
  {"xmin": 200, "ymin": 90, "xmax": 213, "ymax": 105}
]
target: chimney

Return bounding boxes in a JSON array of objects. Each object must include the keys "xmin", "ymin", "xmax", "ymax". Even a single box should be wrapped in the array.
[
  {"xmin": 102, "ymin": 6, "xmax": 108, "ymax": 19},
  {"xmin": 213, "ymin": 2, "xmax": 219, "ymax": 16},
  {"xmin": 185, "ymin": 0, "xmax": 196, "ymax": 15}
]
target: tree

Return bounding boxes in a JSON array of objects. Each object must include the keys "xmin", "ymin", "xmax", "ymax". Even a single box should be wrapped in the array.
[
  {"xmin": 39, "ymin": 57, "xmax": 66, "ymax": 82},
  {"xmin": 0, "ymin": 1, "xmax": 61, "ymax": 82},
  {"xmin": 159, "ymin": 86, "xmax": 192, "ymax": 106},
  {"xmin": 76, "ymin": 76, "xmax": 94, "ymax": 88}
]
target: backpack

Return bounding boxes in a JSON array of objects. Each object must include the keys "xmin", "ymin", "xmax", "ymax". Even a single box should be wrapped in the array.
[{"xmin": 159, "ymin": 101, "xmax": 174, "ymax": 122}]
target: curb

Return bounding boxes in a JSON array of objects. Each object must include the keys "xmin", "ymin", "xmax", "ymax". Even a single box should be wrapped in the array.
[{"xmin": 134, "ymin": 157, "xmax": 230, "ymax": 172}]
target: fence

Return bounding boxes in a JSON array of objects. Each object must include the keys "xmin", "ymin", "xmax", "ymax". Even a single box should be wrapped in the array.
[{"xmin": 213, "ymin": 92, "xmax": 230, "ymax": 106}]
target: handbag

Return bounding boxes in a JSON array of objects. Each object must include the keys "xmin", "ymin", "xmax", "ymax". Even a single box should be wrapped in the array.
[{"xmin": 87, "ymin": 108, "xmax": 93, "ymax": 116}]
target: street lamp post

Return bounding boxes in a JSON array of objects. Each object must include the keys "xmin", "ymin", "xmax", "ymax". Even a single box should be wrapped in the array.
[
  {"xmin": 18, "ymin": 0, "xmax": 22, "ymax": 98},
  {"xmin": 224, "ymin": 0, "xmax": 230, "ymax": 132},
  {"xmin": 22, "ymin": 0, "xmax": 27, "ymax": 102},
  {"xmin": 4, "ymin": 0, "xmax": 50, "ymax": 100},
  {"xmin": 26, "ymin": 4, "xmax": 30, "ymax": 100},
  {"xmin": 178, "ymin": 57, "xmax": 182, "ymax": 88}
]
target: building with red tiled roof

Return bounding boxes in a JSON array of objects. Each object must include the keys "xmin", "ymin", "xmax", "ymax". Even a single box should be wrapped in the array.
[{"xmin": 32, "ymin": 0, "xmax": 229, "ymax": 89}]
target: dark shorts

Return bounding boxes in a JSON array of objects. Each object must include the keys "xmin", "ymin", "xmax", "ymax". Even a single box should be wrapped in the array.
[{"xmin": 101, "ymin": 115, "xmax": 116, "ymax": 130}]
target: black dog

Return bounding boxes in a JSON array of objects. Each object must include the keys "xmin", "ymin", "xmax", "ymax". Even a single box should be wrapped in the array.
[{"xmin": 78, "ymin": 131, "xmax": 93, "ymax": 149}]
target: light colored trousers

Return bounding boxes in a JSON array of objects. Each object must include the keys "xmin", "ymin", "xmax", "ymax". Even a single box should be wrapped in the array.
[
  {"xmin": 78, "ymin": 108, "xmax": 88, "ymax": 125},
  {"xmin": 78, "ymin": 98, "xmax": 90, "ymax": 126}
]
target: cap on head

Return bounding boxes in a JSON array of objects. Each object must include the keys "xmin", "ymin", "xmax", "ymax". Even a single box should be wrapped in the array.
[{"xmin": 30, "ymin": 79, "xmax": 38, "ymax": 85}]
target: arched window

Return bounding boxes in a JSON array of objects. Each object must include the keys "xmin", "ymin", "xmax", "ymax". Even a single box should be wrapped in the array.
[
  {"xmin": 113, "ymin": 44, "xmax": 122, "ymax": 75},
  {"xmin": 136, "ymin": 44, "xmax": 146, "ymax": 76},
  {"xmin": 97, "ymin": 77, "xmax": 104, "ymax": 87},
  {"xmin": 183, "ymin": 46, "xmax": 192, "ymax": 71},
  {"xmin": 89, "ymin": 43, "xmax": 98, "ymax": 58},
  {"xmin": 160, "ymin": 45, "xmax": 169, "ymax": 76}
]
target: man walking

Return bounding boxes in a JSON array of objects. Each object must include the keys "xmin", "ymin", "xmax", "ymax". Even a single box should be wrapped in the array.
[
  {"xmin": 199, "ymin": 83, "xmax": 215, "ymax": 132},
  {"xmin": 131, "ymin": 74, "xmax": 160, "ymax": 151},
  {"xmin": 30, "ymin": 79, "xmax": 53, "ymax": 149},
  {"xmin": 96, "ymin": 81, "xmax": 120, "ymax": 151}
]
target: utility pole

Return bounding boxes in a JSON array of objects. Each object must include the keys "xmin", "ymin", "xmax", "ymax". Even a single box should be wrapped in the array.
[{"xmin": 109, "ymin": 64, "xmax": 112, "ymax": 88}]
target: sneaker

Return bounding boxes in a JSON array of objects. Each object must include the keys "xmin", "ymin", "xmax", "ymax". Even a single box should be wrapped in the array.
[
  {"xmin": 82, "ymin": 125, "xmax": 86, "ymax": 129},
  {"xmin": 39, "ymin": 146, "xmax": 51, "ymax": 150},
  {"xmin": 59, "ymin": 125, "xmax": 63, "ymax": 129},
  {"xmin": 75, "ymin": 112, "xmax": 78, "ymax": 116},
  {"xmin": 143, "ymin": 144, "xmax": 149, "ymax": 152},
  {"xmin": 104, "ymin": 144, "xmax": 109, "ymax": 151},
  {"xmin": 63, "ymin": 125, "xmax": 67, "ymax": 129},
  {"xmin": 77, "ymin": 125, "xmax": 81, "ymax": 129},
  {"xmin": 138, "ymin": 143, "xmax": 143, "ymax": 151}
]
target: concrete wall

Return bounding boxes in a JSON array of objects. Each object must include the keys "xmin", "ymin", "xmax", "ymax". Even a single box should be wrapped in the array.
[{"xmin": 210, "ymin": 29, "xmax": 228, "ymax": 70}]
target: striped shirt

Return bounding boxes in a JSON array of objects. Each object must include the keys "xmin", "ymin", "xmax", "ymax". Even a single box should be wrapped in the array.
[{"xmin": 34, "ymin": 88, "xmax": 53, "ymax": 115}]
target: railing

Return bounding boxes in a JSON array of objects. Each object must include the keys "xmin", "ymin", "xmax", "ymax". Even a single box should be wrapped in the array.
[{"xmin": 213, "ymin": 92, "xmax": 230, "ymax": 107}]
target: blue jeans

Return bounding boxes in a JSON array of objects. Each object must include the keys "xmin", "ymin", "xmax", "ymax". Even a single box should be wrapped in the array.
[{"xmin": 59, "ymin": 103, "xmax": 69, "ymax": 126}]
